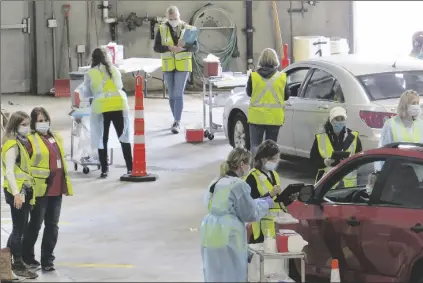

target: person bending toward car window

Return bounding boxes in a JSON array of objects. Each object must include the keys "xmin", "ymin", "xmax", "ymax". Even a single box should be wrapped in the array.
[
  {"xmin": 246, "ymin": 48, "xmax": 290, "ymax": 158},
  {"xmin": 310, "ymin": 107, "xmax": 362, "ymax": 185},
  {"xmin": 245, "ymin": 140, "xmax": 294, "ymax": 244}
]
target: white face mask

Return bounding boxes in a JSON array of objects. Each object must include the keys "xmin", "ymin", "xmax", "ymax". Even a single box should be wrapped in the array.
[
  {"xmin": 408, "ymin": 104, "xmax": 421, "ymax": 118},
  {"xmin": 17, "ymin": 126, "xmax": 29, "ymax": 136},
  {"xmin": 168, "ymin": 19, "xmax": 180, "ymax": 28},
  {"xmin": 36, "ymin": 122, "xmax": 50, "ymax": 134},
  {"xmin": 264, "ymin": 161, "xmax": 278, "ymax": 171}
]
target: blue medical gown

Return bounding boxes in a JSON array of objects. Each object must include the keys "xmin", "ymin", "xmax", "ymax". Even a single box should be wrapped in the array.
[
  {"xmin": 82, "ymin": 65, "xmax": 132, "ymax": 150},
  {"xmin": 200, "ymin": 176, "xmax": 270, "ymax": 282}
]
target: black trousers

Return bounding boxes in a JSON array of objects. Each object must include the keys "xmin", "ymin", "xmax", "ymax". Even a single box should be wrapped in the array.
[
  {"xmin": 22, "ymin": 196, "xmax": 62, "ymax": 266},
  {"xmin": 99, "ymin": 110, "xmax": 133, "ymax": 173},
  {"xmin": 4, "ymin": 189, "xmax": 31, "ymax": 264}
]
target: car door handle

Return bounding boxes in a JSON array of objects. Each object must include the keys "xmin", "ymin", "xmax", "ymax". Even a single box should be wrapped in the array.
[
  {"xmin": 410, "ymin": 224, "xmax": 423, "ymax": 233},
  {"xmin": 346, "ymin": 217, "xmax": 360, "ymax": 227},
  {"xmin": 285, "ymin": 101, "xmax": 292, "ymax": 106},
  {"xmin": 318, "ymin": 104, "xmax": 329, "ymax": 110}
]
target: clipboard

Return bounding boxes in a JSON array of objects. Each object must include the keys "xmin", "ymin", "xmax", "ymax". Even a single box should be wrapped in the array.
[{"xmin": 182, "ymin": 27, "xmax": 199, "ymax": 45}]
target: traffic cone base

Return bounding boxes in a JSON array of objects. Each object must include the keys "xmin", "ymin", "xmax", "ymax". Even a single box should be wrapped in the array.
[{"xmin": 120, "ymin": 173, "xmax": 158, "ymax": 182}]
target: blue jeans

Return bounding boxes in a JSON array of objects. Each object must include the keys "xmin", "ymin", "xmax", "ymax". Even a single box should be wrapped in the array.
[
  {"xmin": 249, "ymin": 124, "xmax": 280, "ymax": 157},
  {"xmin": 163, "ymin": 71, "xmax": 189, "ymax": 122}
]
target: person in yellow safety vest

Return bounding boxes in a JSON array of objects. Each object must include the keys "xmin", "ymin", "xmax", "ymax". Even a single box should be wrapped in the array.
[
  {"xmin": 379, "ymin": 90, "xmax": 423, "ymax": 147},
  {"xmin": 244, "ymin": 140, "xmax": 295, "ymax": 243},
  {"xmin": 20, "ymin": 107, "xmax": 73, "ymax": 272},
  {"xmin": 410, "ymin": 31, "xmax": 423, "ymax": 59},
  {"xmin": 153, "ymin": 6, "xmax": 199, "ymax": 134},
  {"xmin": 201, "ymin": 148, "xmax": 274, "ymax": 282},
  {"xmin": 83, "ymin": 47, "xmax": 133, "ymax": 178},
  {"xmin": 246, "ymin": 48, "xmax": 290, "ymax": 157},
  {"xmin": 1, "ymin": 111, "xmax": 38, "ymax": 279},
  {"xmin": 310, "ymin": 107, "xmax": 363, "ymax": 186}
]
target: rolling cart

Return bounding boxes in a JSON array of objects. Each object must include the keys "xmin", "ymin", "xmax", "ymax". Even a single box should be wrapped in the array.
[
  {"xmin": 70, "ymin": 89, "xmax": 113, "ymax": 174},
  {"xmin": 202, "ymin": 72, "xmax": 249, "ymax": 140}
]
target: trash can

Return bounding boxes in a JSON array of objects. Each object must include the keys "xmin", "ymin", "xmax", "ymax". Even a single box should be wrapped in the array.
[{"xmin": 69, "ymin": 71, "xmax": 86, "ymax": 95}]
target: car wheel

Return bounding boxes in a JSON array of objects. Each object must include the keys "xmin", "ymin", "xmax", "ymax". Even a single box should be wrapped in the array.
[{"xmin": 231, "ymin": 112, "xmax": 250, "ymax": 150}]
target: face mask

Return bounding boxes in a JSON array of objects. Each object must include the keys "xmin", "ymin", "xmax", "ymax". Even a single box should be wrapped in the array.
[
  {"xmin": 36, "ymin": 122, "xmax": 50, "ymax": 134},
  {"xmin": 17, "ymin": 126, "xmax": 29, "ymax": 136},
  {"xmin": 264, "ymin": 161, "xmax": 278, "ymax": 171},
  {"xmin": 331, "ymin": 121, "xmax": 346, "ymax": 133},
  {"xmin": 407, "ymin": 104, "xmax": 421, "ymax": 117},
  {"xmin": 168, "ymin": 19, "xmax": 180, "ymax": 28}
]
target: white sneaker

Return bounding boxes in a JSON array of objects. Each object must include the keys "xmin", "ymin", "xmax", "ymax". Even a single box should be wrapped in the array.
[{"xmin": 171, "ymin": 122, "xmax": 180, "ymax": 134}]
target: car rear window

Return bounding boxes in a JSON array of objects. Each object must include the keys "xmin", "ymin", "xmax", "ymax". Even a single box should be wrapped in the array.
[{"xmin": 357, "ymin": 71, "xmax": 423, "ymax": 100}]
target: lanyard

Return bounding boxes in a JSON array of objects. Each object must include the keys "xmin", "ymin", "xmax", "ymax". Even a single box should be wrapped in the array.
[{"xmin": 40, "ymin": 135, "xmax": 60, "ymax": 158}]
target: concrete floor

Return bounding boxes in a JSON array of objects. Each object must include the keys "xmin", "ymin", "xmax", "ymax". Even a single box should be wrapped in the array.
[{"xmin": 1, "ymin": 92, "xmax": 314, "ymax": 282}]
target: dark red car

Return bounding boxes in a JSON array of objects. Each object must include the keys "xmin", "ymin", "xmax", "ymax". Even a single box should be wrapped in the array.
[{"xmin": 284, "ymin": 142, "xmax": 423, "ymax": 283}]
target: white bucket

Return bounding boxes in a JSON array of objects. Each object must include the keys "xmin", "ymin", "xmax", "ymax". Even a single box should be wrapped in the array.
[
  {"xmin": 330, "ymin": 37, "xmax": 350, "ymax": 55},
  {"xmin": 293, "ymin": 36, "xmax": 331, "ymax": 62}
]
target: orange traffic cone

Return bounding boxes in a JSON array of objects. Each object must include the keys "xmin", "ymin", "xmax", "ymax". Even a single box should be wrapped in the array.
[
  {"xmin": 330, "ymin": 259, "xmax": 341, "ymax": 282},
  {"xmin": 120, "ymin": 75, "xmax": 157, "ymax": 182}
]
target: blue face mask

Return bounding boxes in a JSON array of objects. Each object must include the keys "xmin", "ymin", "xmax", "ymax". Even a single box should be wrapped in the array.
[{"xmin": 331, "ymin": 121, "xmax": 345, "ymax": 133}]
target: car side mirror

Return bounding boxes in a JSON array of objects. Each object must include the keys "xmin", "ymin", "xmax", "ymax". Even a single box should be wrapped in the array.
[{"xmin": 298, "ymin": 185, "xmax": 315, "ymax": 203}]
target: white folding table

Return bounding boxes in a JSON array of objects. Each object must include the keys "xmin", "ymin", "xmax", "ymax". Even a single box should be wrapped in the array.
[{"xmin": 115, "ymin": 58, "xmax": 164, "ymax": 98}]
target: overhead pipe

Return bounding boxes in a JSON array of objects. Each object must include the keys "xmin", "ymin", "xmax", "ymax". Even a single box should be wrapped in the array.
[
  {"xmin": 99, "ymin": 1, "xmax": 116, "ymax": 24},
  {"xmin": 245, "ymin": 0, "xmax": 254, "ymax": 70}
]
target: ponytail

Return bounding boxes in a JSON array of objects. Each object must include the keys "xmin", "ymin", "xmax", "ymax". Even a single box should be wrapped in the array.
[{"xmin": 219, "ymin": 161, "xmax": 230, "ymax": 177}]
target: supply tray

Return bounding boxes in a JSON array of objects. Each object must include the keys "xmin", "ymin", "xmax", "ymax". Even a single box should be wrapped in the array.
[
  {"xmin": 201, "ymin": 72, "xmax": 248, "ymax": 141},
  {"xmin": 248, "ymin": 245, "xmax": 306, "ymax": 283}
]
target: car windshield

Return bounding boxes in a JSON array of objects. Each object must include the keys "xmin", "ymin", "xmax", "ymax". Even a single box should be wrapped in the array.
[{"xmin": 357, "ymin": 71, "xmax": 423, "ymax": 100}]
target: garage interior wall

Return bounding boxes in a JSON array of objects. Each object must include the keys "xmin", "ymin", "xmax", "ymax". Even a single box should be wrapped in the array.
[
  {"xmin": 1, "ymin": 1, "xmax": 353, "ymax": 95},
  {"xmin": 354, "ymin": 1, "xmax": 423, "ymax": 57}
]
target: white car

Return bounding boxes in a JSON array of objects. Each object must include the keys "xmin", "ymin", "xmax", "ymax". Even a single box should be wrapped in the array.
[{"xmin": 223, "ymin": 54, "xmax": 423, "ymax": 159}]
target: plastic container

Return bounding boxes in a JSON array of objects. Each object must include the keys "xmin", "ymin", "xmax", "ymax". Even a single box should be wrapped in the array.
[
  {"xmin": 204, "ymin": 62, "xmax": 219, "ymax": 77},
  {"xmin": 185, "ymin": 126, "xmax": 204, "ymax": 143},
  {"xmin": 276, "ymin": 230, "xmax": 308, "ymax": 253},
  {"xmin": 330, "ymin": 37, "xmax": 350, "ymax": 55}
]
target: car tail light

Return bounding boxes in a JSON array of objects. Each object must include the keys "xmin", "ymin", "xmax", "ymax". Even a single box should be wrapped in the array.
[{"xmin": 359, "ymin": 111, "xmax": 396, "ymax": 129}]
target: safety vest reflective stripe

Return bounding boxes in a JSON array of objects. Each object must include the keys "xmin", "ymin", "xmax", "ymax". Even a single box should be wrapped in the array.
[
  {"xmin": 248, "ymin": 72, "xmax": 286, "ymax": 126},
  {"xmin": 1, "ymin": 139, "xmax": 35, "ymax": 204},
  {"xmin": 389, "ymin": 116, "xmax": 423, "ymax": 142},
  {"xmin": 315, "ymin": 132, "xmax": 358, "ymax": 188},
  {"xmin": 88, "ymin": 69, "xmax": 125, "ymax": 114},
  {"xmin": 159, "ymin": 24, "xmax": 192, "ymax": 72},
  {"xmin": 28, "ymin": 133, "xmax": 73, "ymax": 197},
  {"xmin": 248, "ymin": 169, "xmax": 285, "ymax": 241},
  {"xmin": 250, "ymin": 72, "xmax": 284, "ymax": 109}
]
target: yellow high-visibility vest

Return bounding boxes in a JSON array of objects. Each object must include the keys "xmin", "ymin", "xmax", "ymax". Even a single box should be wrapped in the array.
[
  {"xmin": 27, "ymin": 132, "xmax": 73, "ymax": 197},
  {"xmin": 389, "ymin": 116, "xmax": 423, "ymax": 143},
  {"xmin": 245, "ymin": 168, "xmax": 286, "ymax": 241},
  {"xmin": 315, "ymin": 131, "xmax": 358, "ymax": 187},
  {"xmin": 248, "ymin": 71, "xmax": 286, "ymax": 126},
  {"xmin": 1, "ymin": 138, "xmax": 35, "ymax": 204},
  {"xmin": 89, "ymin": 68, "xmax": 125, "ymax": 114},
  {"xmin": 159, "ymin": 23, "xmax": 193, "ymax": 72}
]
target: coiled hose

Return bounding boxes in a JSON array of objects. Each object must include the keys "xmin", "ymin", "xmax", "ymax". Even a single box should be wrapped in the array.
[{"xmin": 190, "ymin": 5, "xmax": 238, "ymax": 84}]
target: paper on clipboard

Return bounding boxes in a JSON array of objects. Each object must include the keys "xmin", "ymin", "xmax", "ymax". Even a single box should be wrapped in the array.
[{"xmin": 182, "ymin": 26, "xmax": 199, "ymax": 45}]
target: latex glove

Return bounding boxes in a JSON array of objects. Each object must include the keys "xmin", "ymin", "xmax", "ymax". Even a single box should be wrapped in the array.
[
  {"xmin": 324, "ymin": 158, "xmax": 335, "ymax": 167},
  {"xmin": 263, "ymin": 196, "xmax": 275, "ymax": 208},
  {"xmin": 269, "ymin": 185, "xmax": 282, "ymax": 197}
]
